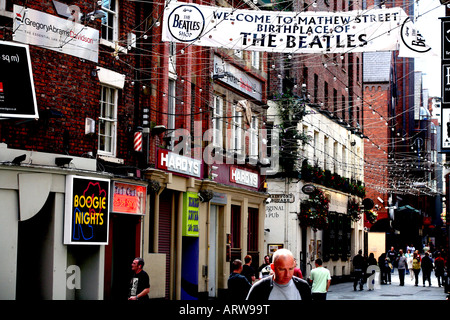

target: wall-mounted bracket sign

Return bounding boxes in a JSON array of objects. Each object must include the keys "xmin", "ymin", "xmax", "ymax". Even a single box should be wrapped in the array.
[
  {"xmin": 64, "ymin": 175, "xmax": 110, "ymax": 245},
  {"xmin": 183, "ymin": 192, "xmax": 199, "ymax": 237},
  {"xmin": 112, "ymin": 182, "xmax": 147, "ymax": 215}
]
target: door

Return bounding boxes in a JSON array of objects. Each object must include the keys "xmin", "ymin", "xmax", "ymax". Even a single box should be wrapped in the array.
[{"xmin": 208, "ymin": 205, "xmax": 218, "ymax": 297}]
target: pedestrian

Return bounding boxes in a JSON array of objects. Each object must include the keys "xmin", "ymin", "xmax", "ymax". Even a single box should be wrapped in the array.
[
  {"xmin": 386, "ymin": 246, "xmax": 397, "ymax": 274},
  {"xmin": 352, "ymin": 249, "xmax": 367, "ymax": 291},
  {"xmin": 397, "ymin": 249, "xmax": 408, "ymax": 286},
  {"xmin": 412, "ymin": 251, "xmax": 421, "ymax": 286},
  {"xmin": 228, "ymin": 259, "xmax": 252, "ymax": 301},
  {"xmin": 405, "ymin": 249, "xmax": 413, "ymax": 279},
  {"xmin": 309, "ymin": 258, "xmax": 331, "ymax": 300},
  {"xmin": 128, "ymin": 257, "xmax": 150, "ymax": 300},
  {"xmin": 246, "ymin": 249, "xmax": 311, "ymax": 300},
  {"xmin": 384, "ymin": 255, "xmax": 392, "ymax": 284},
  {"xmin": 421, "ymin": 251, "xmax": 433, "ymax": 287},
  {"xmin": 367, "ymin": 252, "xmax": 377, "ymax": 266},
  {"xmin": 241, "ymin": 255, "xmax": 256, "ymax": 284},
  {"xmin": 378, "ymin": 253, "xmax": 387, "ymax": 284},
  {"xmin": 406, "ymin": 243, "xmax": 415, "ymax": 254},
  {"xmin": 434, "ymin": 252, "xmax": 445, "ymax": 287},
  {"xmin": 294, "ymin": 259, "xmax": 303, "ymax": 278},
  {"xmin": 258, "ymin": 255, "xmax": 272, "ymax": 279}
]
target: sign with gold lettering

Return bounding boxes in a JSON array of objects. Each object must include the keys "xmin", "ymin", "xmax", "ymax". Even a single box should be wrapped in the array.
[
  {"xmin": 64, "ymin": 175, "xmax": 110, "ymax": 245},
  {"xmin": 182, "ymin": 192, "xmax": 199, "ymax": 237}
]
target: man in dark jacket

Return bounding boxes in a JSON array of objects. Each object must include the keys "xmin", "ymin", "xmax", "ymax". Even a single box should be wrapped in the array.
[
  {"xmin": 421, "ymin": 252, "xmax": 434, "ymax": 287},
  {"xmin": 246, "ymin": 249, "xmax": 311, "ymax": 300},
  {"xmin": 228, "ymin": 259, "xmax": 252, "ymax": 301},
  {"xmin": 352, "ymin": 250, "xmax": 367, "ymax": 291}
]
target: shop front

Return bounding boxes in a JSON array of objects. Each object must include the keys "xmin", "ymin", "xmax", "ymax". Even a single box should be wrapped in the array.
[{"xmin": 144, "ymin": 153, "xmax": 267, "ymax": 300}]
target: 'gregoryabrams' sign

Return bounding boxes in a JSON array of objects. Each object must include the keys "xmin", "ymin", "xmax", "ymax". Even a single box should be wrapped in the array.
[{"xmin": 162, "ymin": 3, "xmax": 432, "ymax": 57}]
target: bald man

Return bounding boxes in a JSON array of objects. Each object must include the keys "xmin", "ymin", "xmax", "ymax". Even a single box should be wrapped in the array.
[{"xmin": 246, "ymin": 249, "xmax": 311, "ymax": 300}]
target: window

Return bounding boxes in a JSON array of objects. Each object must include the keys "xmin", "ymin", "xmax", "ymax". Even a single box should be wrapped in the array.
[
  {"xmin": 167, "ymin": 80, "xmax": 176, "ymax": 150},
  {"xmin": 100, "ymin": 0, "xmax": 118, "ymax": 43},
  {"xmin": 213, "ymin": 95, "xmax": 223, "ymax": 148},
  {"xmin": 314, "ymin": 74, "xmax": 318, "ymax": 103},
  {"xmin": 169, "ymin": 42, "xmax": 176, "ymax": 76},
  {"xmin": 251, "ymin": 51, "xmax": 260, "ymax": 70},
  {"xmin": 231, "ymin": 104, "xmax": 242, "ymax": 154},
  {"xmin": 98, "ymin": 85, "xmax": 118, "ymax": 156},
  {"xmin": 250, "ymin": 116, "xmax": 258, "ymax": 158}
]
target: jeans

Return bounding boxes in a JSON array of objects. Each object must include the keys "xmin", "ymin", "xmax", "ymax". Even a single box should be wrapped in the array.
[{"xmin": 398, "ymin": 269, "xmax": 405, "ymax": 286}]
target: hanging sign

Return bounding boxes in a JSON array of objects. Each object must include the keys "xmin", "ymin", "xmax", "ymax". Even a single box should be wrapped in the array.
[
  {"xmin": 112, "ymin": 182, "xmax": 147, "ymax": 215},
  {"xmin": 162, "ymin": 3, "xmax": 432, "ymax": 56},
  {"xmin": 64, "ymin": 175, "xmax": 110, "ymax": 245},
  {"xmin": 182, "ymin": 191, "xmax": 199, "ymax": 237}
]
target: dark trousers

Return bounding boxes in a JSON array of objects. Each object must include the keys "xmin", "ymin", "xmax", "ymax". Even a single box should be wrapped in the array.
[
  {"xmin": 422, "ymin": 269, "xmax": 432, "ymax": 286},
  {"xmin": 354, "ymin": 270, "xmax": 364, "ymax": 290},
  {"xmin": 398, "ymin": 269, "xmax": 405, "ymax": 286},
  {"xmin": 312, "ymin": 292, "xmax": 327, "ymax": 300},
  {"xmin": 413, "ymin": 269, "xmax": 421, "ymax": 285}
]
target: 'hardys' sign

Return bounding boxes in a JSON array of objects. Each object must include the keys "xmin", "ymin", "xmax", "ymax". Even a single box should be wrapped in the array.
[
  {"xmin": 162, "ymin": 3, "xmax": 432, "ymax": 57},
  {"xmin": 64, "ymin": 175, "xmax": 110, "ymax": 245}
]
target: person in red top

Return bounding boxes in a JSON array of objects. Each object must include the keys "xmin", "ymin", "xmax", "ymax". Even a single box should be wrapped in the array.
[
  {"xmin": 434, "ymin": 252, "xmax": 445, "ymax": 288},
  {"xmin": 294, "ymin": 258, "xmax": 303, "ymax": 279}
]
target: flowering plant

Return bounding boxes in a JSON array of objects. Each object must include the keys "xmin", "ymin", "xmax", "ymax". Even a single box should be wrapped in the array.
[
  {"xmin": 298, "ymin": 188, "xmax": 329, "ymax": 231},
  {"xmin": 348, "ymin": 197, "xmax": 361, "ymax": 222},
  {"xmin": 364, "ymin": 210, "xmax": 378, "ymax": 224}
]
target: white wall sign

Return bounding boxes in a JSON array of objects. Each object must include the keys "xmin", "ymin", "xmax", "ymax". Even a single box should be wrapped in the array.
[
  {"xmin": 230, "ymin": 166, "xmax": 258, "ymax": 188},
  {"xmin": 213, "ymin": 55, "xmax": 262, "ymax": 101},
  {"xmin": 13, "ymin": 5, "xmax": 99, "ymax": 62},
  {"xmin": 157, "ymin": 149, "xmax": 202, "ymax": 177}
]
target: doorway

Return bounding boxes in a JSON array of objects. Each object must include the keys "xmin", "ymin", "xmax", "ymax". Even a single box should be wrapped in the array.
[
  {"xmin": 208, "ymin": 205, "xmax": 218, "ymax": 298},
  {"xmin": 105, "ymin": 214, "xmax": 140, "ymax": 300}
]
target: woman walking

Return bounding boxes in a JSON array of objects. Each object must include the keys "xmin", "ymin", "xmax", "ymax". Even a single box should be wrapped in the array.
[{"xmin": 412, "ymin": 251, "xmax": 422, "ymax": 286}]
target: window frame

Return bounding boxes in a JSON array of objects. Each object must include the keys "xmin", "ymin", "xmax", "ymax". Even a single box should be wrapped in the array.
[
  {"xmin": 98, "ymin": 85, "xmax": 118, "ymax": 157},
  {"xmin": 213, "ymin": 95, "xmax": 224, "ymax": 148},
  {"xmin": 100, "ymin": 0, "xmax": 119, "ymax": 44},
  {"xmin": 250, "ymin": 115, "xmax": 259, "ymax": 158},
  {"xmin": 231, "ymin": 104, "xmax": 243, "ymax": 155}
]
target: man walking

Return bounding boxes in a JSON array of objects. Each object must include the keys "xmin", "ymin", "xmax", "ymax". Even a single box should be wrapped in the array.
[
  {"xmin": 352, "ymin": 250, "xmax": 367, "ymax": 291},
  {"xmin": 397, "ymin": 249, "xmax": 408, "ymax": 286},
  {"xmin": 128, "ymin": 257, "xmax": 150, "ymax": 300},
  {"xmin": 310, "ymin": 258, "xmax": 331, "ymax": 300},
  {"xmin": 246, "ymin": 249, "xmax": 311, "ymax": 300},
  {"xmin": 228, "ymin": 259, "xmax": 252, "ymax": 301}
]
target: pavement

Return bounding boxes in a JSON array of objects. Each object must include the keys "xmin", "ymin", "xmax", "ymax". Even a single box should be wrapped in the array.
[{"xmin": 327, "ymin": 269, "xmax": 449, "ymax": 300}]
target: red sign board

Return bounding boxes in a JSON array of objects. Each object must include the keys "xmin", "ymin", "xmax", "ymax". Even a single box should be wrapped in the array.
[{"xmin": 112, "ymin": 182, "xmax": 146, "ymax": 215}]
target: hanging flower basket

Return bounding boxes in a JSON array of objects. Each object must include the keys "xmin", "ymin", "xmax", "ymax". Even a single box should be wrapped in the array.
[
  {"xmin": 364, "ymin": 210, "xmax": 378, "ymax": 224},
  {"xmin": 198, "ymin": 189, "xmax": 214, "ymax": 202},
  {"xmin": 348, "ymin": 197, "xmax": 361, "ymax": 222},
  {"xmin": 298, "ymin": 188, "xmax": 329, "ymax": 231},
  {"xmin": 148, "ymin": 179, "xmax": 161, "ymax": 193}
]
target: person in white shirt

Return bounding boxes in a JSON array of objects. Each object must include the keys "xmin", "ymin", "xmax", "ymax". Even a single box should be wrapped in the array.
[{"xmin": 309, "ymin": 258, "xmax": 331, "ymax": 300}]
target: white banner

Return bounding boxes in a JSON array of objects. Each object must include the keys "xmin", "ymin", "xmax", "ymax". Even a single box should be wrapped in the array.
[
  {"xmin": 162, "ymin": 2, "xmax": 433, "ymax": 57},
  {"xmin": 13, "ymin": 5, "xmax": 99, "ymax": 63}
]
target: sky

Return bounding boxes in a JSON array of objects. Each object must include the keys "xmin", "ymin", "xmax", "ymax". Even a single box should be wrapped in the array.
[{"xmin": 414, "ymin": 0, "xmax": 446, "ymax": 97}]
